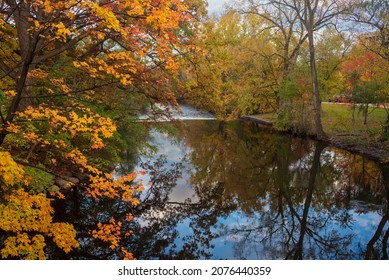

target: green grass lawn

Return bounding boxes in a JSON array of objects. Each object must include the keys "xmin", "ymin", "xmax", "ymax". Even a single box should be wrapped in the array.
[
  {"xmin": 251, "ymin": 103, "xmax": 387, "ymax": 140},
  {"xmin": 322, "ymin": 103, "xmax": 387, "ymax": 137},
  {"xmin": 250, "ymin": 103, "xmax": 388, "ymax": 158},
  {"xmin": 252, "ymin": 103, "xmax": 388, "ymax": 150}
]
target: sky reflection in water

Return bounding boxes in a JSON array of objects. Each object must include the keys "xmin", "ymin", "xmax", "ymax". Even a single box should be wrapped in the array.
[{"xmin": 130, "ymin": 120, "xmax": 388, "ymax": 260}]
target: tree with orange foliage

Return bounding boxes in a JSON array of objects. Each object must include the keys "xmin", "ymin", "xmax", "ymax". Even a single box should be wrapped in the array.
[
  {"xmin": 0, "ymin": 0, "xmax": 205, "ymax": 259},
  {"xmin": 342, "ymin": 46, "xmax": 388, "ymax": 126}
]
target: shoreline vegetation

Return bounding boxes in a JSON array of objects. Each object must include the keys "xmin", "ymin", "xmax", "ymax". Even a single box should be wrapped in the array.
[{"xmin": 240, "ymin": 103, "xmax": 389, "ymax": 163}]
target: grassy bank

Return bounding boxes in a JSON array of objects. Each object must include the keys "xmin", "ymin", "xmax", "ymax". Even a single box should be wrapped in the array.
[
  {"xmin": 322, "ymin": 103, "xmax": 388, "ymax": 162},
  {"xmin": 247, "ymin": 103, "xmax": 389, "ymax": 162},
  {"xmin": 322, "ymin": 103, "xmax": 387, "ymax": 137}
]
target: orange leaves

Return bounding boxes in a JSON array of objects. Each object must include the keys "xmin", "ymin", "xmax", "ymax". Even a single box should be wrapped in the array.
[
  {"xmin": 91, "ymin": 218, "xmax": 122, "ymax": 250},
  {"xmin": 66, "ymin": 148, "xmax": 144, "ymax": 204},
  {"xmin": 87, "ymin": 172, "xmax": 143, "ymax": 204},
  {"xmin": 5, "ymin": 123, "xmax": 20, "ymax": 133},
  {"xmin": 73, "ymin": 54, "xmax": 136, "ymax": 86},
  {"xmin": 91, "ymin": 219, "xmax": 136, "ymax": 259},
  {"xmin": 3, "ymin": 90, "xmax": 16, "ymax": 97},
  {"xmin": 0, "ymin": 151, "xmax": 27, "ymax": 187},
  {"xmin": 145, "ymin": 0, "xmax": 190, "ymax": 30},
  {"xmin": 66, "ymin": 149, "xmax": 91, "ymax": 172},
  {"xmin": 0, "ymin": 189, "xmax": 79, "ymax": 259},
  {"xmin": 121, "ymin": 248, "xmax": 136, "ymax": 260}
]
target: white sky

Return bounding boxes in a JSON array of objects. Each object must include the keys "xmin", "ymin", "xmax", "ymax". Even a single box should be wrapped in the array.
[{"xmin": 207, "ymin": 0, "xmax": 231, "ymax": 14}]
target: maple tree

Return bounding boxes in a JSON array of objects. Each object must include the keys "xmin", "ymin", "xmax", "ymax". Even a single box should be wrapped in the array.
[
  {"xmin": 341, "ymin": 46, "xmax": 389, "ymax": 126},
  {"xmin": 0, "ymin": 0, "xmax": 204, "ymax": 259}
]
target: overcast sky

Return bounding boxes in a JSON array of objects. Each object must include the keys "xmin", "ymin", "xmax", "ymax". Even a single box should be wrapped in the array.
[{"xmin": 207, "ymin": 0, "xmax": 231, "ymax": 14}]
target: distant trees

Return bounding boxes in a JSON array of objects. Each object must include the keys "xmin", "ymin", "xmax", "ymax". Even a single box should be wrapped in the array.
[
  {"xmin": 185, "ymin": 0, "xmax": 388, "ymax": 139},
  {"xmin": 181, "ymin": 11, "xmax": 278, "ymax": 119}
]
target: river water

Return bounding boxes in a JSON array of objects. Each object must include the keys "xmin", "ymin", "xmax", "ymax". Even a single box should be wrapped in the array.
[{"xmin": 54, "ymin": 105, "xmax": 389, "ymax": 260}]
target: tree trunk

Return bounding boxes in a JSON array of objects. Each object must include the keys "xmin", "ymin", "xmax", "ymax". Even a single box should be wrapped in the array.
[
  {"xmin": 0, "ymin": 60, "xmax": 31, "ymax": 145},
  {"xmin": 0, "ymin": 1, "xmax": 35, "ymax": 146},
  {"xmin": 307, "ymin": 28, "xmax": 326, "ymax": 139},
  {"xmin": 363, "ymin": 104, "xmax": 369, "ymax": 125},
  {"xmin": 382, "ymin": 113, "xmax": 389, "ymax": 140},
  {"xmin": 293, "ymin": 142, "xmax": 326, "ymax": 259},
  {"xmin": 365, "ymin": 164, "xmax": 389, "ymax": 259}
]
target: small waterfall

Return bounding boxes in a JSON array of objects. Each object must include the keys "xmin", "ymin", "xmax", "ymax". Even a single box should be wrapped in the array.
[{"xmin": 138, "ymin": 103, "xmax": 216, "ymax": 121}]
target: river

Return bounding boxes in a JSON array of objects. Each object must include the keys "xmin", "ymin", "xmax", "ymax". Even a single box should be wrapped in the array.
[{"xmin": 53, "ymin": 105, "xmax": 388, "ymax": 260}]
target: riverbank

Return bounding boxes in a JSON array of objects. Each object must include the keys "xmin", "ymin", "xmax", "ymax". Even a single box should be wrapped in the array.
[{"xmin": 240, "ymin": 113, "xmax": 389, "ymax": 163}]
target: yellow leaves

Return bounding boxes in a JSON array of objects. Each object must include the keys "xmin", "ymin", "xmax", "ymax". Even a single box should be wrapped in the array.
[
  {"xmin": 39, "ymin": 0, "xmax": 54, "ymax": 14},
  {"xmin": 0, "ymin": 151, "xmax": 26, "ymax": 186},
  {"xmin": 18, "ymin": 105, "xmax": 116, "ymax": 150},
  {"xmin": 87, "ymin": 2, "xmax": 121, "ymax": 32},
  {"xmin": 4, "ymin": 90, "xmax": 16, "ymax": 97},
  {"xmin": 0, "ymin": 189, "xmax": 79, "ymax": 259},
  {"xmin": 33, "ymin": 20, "xmax": 41, "ymax": 29},
  {"xmin": 53, "ymin": 22, "xmax": 71, "ymax": 41},
  {"xmin": 48, "ymin": 223, "xmax": 79, "ymax": 253},
  {"xmin": 0, "ymin": 189, "xmax": 53, "ymax": 232},
  {"xmin": 1, "ymin": 233, "xmax": 46, "ymax": 260},
  {"xmin": 67, "ymin": 112, "xmax": 116, "ymax": 149},
  {"xmin": 5, "ymin": 123, "xmax": 20, "ymax": 134}
]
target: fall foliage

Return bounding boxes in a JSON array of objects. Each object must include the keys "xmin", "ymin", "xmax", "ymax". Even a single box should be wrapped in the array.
[
  {"xmin": 1, "ymin": 0, "xmax": 388, "ymax": 260},
  {"xmin": 0, "ymin": 0, "xmax": 205, "ymax": 259}
]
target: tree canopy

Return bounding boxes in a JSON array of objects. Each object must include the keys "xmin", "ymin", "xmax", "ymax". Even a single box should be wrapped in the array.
[{"xmin": 0, "ymin": 0, "xmax": 206, "ymax": 259}]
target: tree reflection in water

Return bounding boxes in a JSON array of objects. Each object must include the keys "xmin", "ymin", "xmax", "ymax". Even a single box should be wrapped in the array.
[{"xmin": 51, "ymin": 120, "xmax": 388, "ymax": 259}]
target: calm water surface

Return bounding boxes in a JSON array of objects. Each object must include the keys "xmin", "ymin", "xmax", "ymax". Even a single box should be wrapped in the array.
[{"xmin": 52, "ymin": 107, "xmax": 388, "ymax": 260}]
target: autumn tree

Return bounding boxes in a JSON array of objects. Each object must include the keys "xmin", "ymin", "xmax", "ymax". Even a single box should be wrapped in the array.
[
  {"xmin": 315, "ymin": 28, "xmax": 350, "ymax": 101},
  {"xmin": 0, "ymin": 0, "xmax": 204, "ymax": 259},
  {"xmin": 342, "ymin": 46, "xmax": 389, "ymax": 126},
  {"xmin": 180, "ymin": 10, "xmax": 277, "ymax": 119},
  {"xmin": 236, "ymin": 0, "xmax": 308, "ymax": 102},
  {"xmin": 348, "ymin": 0, "xmax": 389, "ymax": 136},
  {"xmin": 233, "ymin": 0, "xmax": 353, "ymax": 138}
]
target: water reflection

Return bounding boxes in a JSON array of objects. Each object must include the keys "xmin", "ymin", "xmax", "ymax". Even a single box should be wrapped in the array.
[
  {"xmin": 129, "ymin": 120, "xmax": 388, "ymax": 260},
  {"xmin": 51, "ymin": 120, "xmax": 389, "ymax": 259}
]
